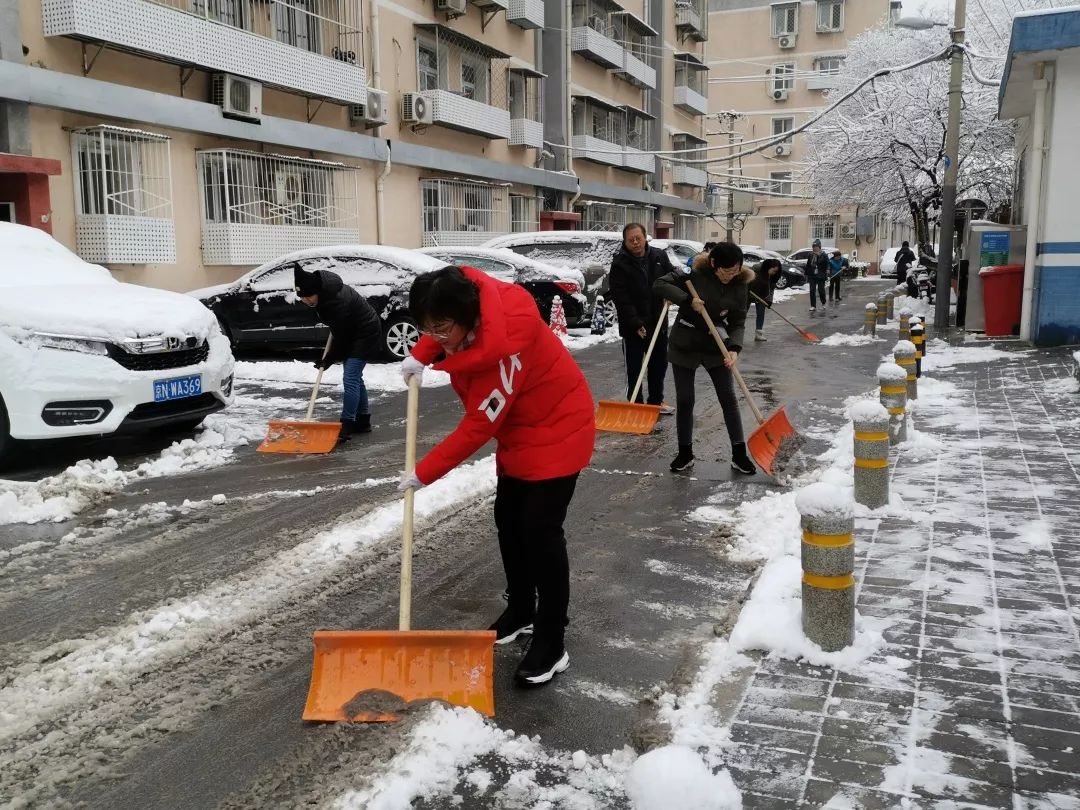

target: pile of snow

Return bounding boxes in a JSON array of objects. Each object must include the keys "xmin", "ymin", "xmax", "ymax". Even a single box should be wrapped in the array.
[
  {"xmin": 771, "ymin": 286, "xmax": 807, "ymax": 304},
  {"xmin": 876, "ymin": 362, "xmax": 908, "ymax": 383},
  {"xmin": 920, "ymin": 343, "xmax": 1018, "ymax": 372},
  {"xmin": 625, "ymin": 747, "xmax": 741, "ymax": 810},
  {"xmin": 795, "ymin": 481, "xmax": 853, "ymax": 519},
  {"xmin": 819, "ymin": 332, "xmax": 882, "ymax": 347},
  {"xmin": 848, "ymin": 400, "xmax": 888, "ymax": 423},
  {"xmin": 234, "ymin": 360, "xmax": 451, "ymax": 390}
]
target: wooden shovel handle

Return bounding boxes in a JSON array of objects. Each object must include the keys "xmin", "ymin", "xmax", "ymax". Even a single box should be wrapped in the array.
[
  {"xmin": 305, "ymin": 334, "xmax": 334, "ymax": 421},
  {"xmin": 685, "ymin": 281, "xmax": 766, "ymax": 426},
  {"xmin": 628, "ymin": 301, "xmax": 670, "ymax": 403},
  {"xmin": 399, "ymin": 375, "xmax": 420, "ymax": 631}
]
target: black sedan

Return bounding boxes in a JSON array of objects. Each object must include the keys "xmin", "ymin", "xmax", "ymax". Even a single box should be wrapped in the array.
[
  {"xmin": 741, "ymin": 248, "xmax": 807, "ymax": 289},
  {"xmin": 419, "ymin": 247, "xmax": 589, "ymax": 327},
  {"xmin": 187, "ymin": 246, "xmax": 448, "ymax": 361}
]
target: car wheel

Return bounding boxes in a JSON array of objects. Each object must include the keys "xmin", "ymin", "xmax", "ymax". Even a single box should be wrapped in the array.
[
  {"xmin": 384, "ymin": 314, "xmax": 420, "ymax": 360},
  {"xmin": 603, "ymin": 299, "xmax": 618, "ymax": 329},
  {"xmin": 775, "ymin": 274, "xmax": 790, "ymax": 290}
]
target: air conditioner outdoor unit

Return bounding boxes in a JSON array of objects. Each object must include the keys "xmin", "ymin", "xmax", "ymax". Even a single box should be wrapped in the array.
[
  {"xmin": 350, "ymin": 88, "xmax": 389, "ymax": 128},
  {"xmin": 436, "ymin": 0, "xmax": 467, "ymax": 15},
  {"xmin": 840, "ymin": 222, "xmax": 857, "ymax": 239},
  {"xmin": 401, "ymin": 92, "xmax": 434, "ymax": 125},
  {"xmin": 211, "ymin": 74, "xmax": 262, "ymax": 123},
  {"xmin": 775, "ymin": 143, "xmax": 792, "ymax": 156},
  {"xmin": 772, "ymin": 88, "xmax": 789, "ymax": 102},
  {"xmin": 778, "ymin": 34, "xmax": 797, "ymax": 49}
]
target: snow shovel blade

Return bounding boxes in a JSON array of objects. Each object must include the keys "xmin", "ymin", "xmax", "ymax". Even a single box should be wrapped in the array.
[
  {"xmin": 595, "ymin": 400, "xmax": 662, "ymax": 434},
  {"xmin": 798, "ymin": 328, "xmax": 820, "ymax": 343},
  {"xmin": 747, "ymin": 406, "xmax": 798, "ymax": 477},
  {"xmin": 257, "ymin": 419, "xmax": 341, "ymax": 454},
  {"xmin": 302, "ymin": 629, "xmax": 496, "ymax": 722}
]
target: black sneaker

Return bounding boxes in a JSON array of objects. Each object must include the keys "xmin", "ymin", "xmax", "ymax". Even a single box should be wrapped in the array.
[
  {"xmin": 337, "ymin": 419, "xmax": 356, "ymax": 442},
  {"xmin": 515, "ymin": 636, "xmax": 570, "ymax": 686},
  {"xmin": 489, "ymin": 608, "xmax": 533, "ymax": 645},
  {"xmin": 730, "ymin": 442, "xmax": 757, "ymax": 475},
  {"xmin": 354, "ymin": 413, "xmax": 372, "ymax": 434},
  {"xmin": 670, "ymin": 445, "xmax": 695, "ymax": 472}
]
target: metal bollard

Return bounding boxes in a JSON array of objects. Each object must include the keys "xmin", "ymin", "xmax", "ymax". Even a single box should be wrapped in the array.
[
  {"xmin": 893, "ymin": 340, "xmax": 918, "ymax": 401},
  {"xmin": 797, "ymin": 482, "xmax": 855, "ymax": 652},
  {"xmin": 876, "ymin": 294, "xmax": 888, "ymax": 326},
  {"xmin": 911, "ymin": 321, "xmax": 925, "ymax": 379},
  {"xmin": 885, "ymin": 291, "xmax": 895, "ymax": 321},
  {"xmin": 864, "ymin": 303, "xmax": 878, "ymax": 336},
  {"xmin": 850, "ymin": 401, "xmax": 890, "ymax": 510},
  {"xmin": 878, "ymin": 362, "xmax": 909, "ymax": 445},
  {"xmin": 898, "ymin": 308, "xmax": 912, "ymax": 343}
]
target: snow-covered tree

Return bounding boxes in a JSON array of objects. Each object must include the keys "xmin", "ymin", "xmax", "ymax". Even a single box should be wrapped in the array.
[{"xmin": 802, "ymin": 0, "xmax": 1073, "ymax": 247}]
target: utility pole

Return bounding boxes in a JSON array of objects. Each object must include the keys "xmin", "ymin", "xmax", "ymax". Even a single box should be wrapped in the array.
[
  {"xmin": 713, "ymin": 111, "xmax": 741, "ymax": 243},
  {"xmin": 934, "ymin": 0, "xmax": 966, "ymax": 329}
]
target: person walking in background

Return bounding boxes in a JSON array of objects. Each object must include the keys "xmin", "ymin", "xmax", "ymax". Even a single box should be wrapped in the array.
[
  {"xmin": 750, "ymin": 258, "xmax": 782, "ymax": 341},
  {"xmin": 827, "ymin": 250, "xmax": 844, "ymax": 304},
  {"xmin": 399, "ymin": 265, "xmax": 595, "ymax": 687},
  {"xmin": 608, "ymin": 223, "xmax": 673, "ymax": 414},
  {"xmin": 804, "ymin": 239, "xmax": 829, "ymax": 313},
  {"xmin": 895, "ymin": 241, "xmax": 917, "ymax": 291},
  {"xmin": 653, "ymin": 242, "xmax": 756, "ymax": 476},
  {"xmin": 686, "ymin": 241, "xmax": 718, "ymax": 271},
  {"xmin": 293, "ymin": 264, "xmax": 381, "ymax": 440}
]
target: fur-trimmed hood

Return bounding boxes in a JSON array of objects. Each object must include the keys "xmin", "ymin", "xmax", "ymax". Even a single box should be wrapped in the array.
[{"xmin": 690, "ymin": 252, "xmax": 755, "ymax": 284}]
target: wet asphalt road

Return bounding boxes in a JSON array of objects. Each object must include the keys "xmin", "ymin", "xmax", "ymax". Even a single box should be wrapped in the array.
[{"xmin": 0, "ymin": 281, "xmax": 896, "ymax": 808}]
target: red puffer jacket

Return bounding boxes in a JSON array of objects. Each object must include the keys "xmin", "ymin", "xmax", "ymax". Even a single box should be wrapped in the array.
[{"xmin": 411, "ymin": 267, "xmax": 596, "ymax": 484}]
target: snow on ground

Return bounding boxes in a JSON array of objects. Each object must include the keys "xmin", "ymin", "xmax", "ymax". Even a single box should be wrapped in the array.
[
  {"xmin": 818, "ymin": 332, "xmax": 884, "ymax": 347},
  {"xmin": 772, "ymin": 286, "xmax": 807, "ymax": 304},
  {"xmin": 920, "ymin": 341, "xmax": 1020, "ymax": 372},
  {"xmin": 234, "ymin": 360, "xmax": 451, "ymax": 390}
]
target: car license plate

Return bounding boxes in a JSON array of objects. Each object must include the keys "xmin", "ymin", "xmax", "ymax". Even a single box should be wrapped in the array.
[{"xmin": 154, "ymin": 374, "xmax": 203, "ymax": 402}]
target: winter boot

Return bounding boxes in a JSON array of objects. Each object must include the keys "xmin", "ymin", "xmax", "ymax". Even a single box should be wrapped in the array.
[
  {"xmin": 670, "ymin": 444, "xmax": 695, "ymax": 472},
  {"xmin": 755, "ymin": 330, "xmax": 767, "ymax": 342},
  {"xmin": 489, "ymin": 607, "xmax": 534, "ymax": 645},
  {"xmin": 730, "ymin": 442, "xmax": 757, "ymax": 475},
  {"xmin": 337, "ymin": 419, "xmax": 356, "ymax": 442},
  {"xmin": 354, "ymin": 413, "xmax": 372, "ymax": 434},
  {"xmin": 515, "ymin": 634, "xmax": 569, "ymax": 686}
]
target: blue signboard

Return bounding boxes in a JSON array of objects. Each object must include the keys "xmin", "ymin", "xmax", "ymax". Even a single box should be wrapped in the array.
[{"xmin": 980, "ymin": 232, "xmax": 1010, "ymax": 253}]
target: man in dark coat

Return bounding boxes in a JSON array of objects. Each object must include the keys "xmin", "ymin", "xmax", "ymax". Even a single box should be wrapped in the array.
[
  {"xmin": 895, "ymin": 241, "xmax": 917, "ymax": 289},
  {"xmin": 294, "ymin": 264, "xmax": 382, "ymax": 439},
  {"xmin": 804, "ymin": 239, "xmax": 829, "ymax": 313},
  {"xmin": 607, "ymin": 223, "xmax": 672, "ymax": 411}
]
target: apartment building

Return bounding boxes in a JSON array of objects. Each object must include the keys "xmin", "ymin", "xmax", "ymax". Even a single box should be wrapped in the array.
[
  {"xmin": 0, "ymin": 0, "xmax": 709, "ymax": 292},
  {"xmin": 704, "ymin": 0, "xmax": 915, "ymax": 262}
]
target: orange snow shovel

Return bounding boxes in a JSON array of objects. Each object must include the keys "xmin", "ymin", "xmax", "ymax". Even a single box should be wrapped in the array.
[
  {"xmin": 302, "ymin": 377, "xmax": 496, "ymax": 722},
  {"xmin": 748, "ymin": 290, "xmax": 819, "ymax": 343},
  {"xmin": 596, "ymin": 301, "xmax": 670, "ymax": 434},
  {"xmin": 258, "ymin": 335, "xmax": 341, "ymax": 454},
  {"xmin": 686, "ymin": 281, "xmax": 801, "ymax": 477}
]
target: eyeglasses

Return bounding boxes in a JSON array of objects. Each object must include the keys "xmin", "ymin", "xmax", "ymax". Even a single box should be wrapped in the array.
[{"xmin": 420, "ymin": 321, "xmax": 457, "ymax": 341}]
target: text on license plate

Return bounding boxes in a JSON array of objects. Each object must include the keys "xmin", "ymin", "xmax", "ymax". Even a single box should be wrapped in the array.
[{"xmin": 154, "ymin": 374, "xmax": 203, "ymax": 402}]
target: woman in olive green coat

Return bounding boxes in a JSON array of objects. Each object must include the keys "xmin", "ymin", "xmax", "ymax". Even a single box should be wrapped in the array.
[{"xmin": 653, "ymin": 242, "xmax": 756, "ymax": 475}]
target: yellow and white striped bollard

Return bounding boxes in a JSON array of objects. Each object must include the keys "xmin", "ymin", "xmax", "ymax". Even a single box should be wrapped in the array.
[
  {"xmin": 850, "ymin": 401, "xmax": 890, "ymax": 510},
  {"xmin": 797, "ymin": 482, "xmax": 855, "ymax": 652},
  {"xmin": 894, "ymin": 340, "xmax": 918, "ymax": 401},
  {"xmin": 878, "ymin": 362, "xmax": 908, "ymax": 445}
]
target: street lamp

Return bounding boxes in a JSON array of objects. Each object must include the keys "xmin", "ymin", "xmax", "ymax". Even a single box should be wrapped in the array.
[{"xmin": 896, "ymin": 1, "xmax": 966, "ymax": 330}]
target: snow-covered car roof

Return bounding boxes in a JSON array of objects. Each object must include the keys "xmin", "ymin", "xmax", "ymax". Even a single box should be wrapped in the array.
[
  {"xmin": 482, "ymin": 230, "xmax": 625, "ymax": 248},
  {"xmin": 0, "ymin": 223, "xmax": 215, "ymax": 340},
  {"xmin": 417, "ymin": 246, "xmax": 586, "ymax": 287},
  {"xmin": 651, "ymin": 239, "xmax": 704, "ymax": 253}
]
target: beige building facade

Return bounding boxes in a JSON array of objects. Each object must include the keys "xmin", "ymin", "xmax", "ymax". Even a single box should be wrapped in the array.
[
  {"xmin": 0, "ymin": 0, "xmax": 710, "ymax": 292},
  {"xmin": 705, "ymin": 0, "xmax": 915, "ymax": 264}
]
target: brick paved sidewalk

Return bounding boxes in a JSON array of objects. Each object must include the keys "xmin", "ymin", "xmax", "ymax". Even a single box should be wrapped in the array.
[{"xmin": 726, "ymin": 347, "xmax": 1080, "ymax": 809}]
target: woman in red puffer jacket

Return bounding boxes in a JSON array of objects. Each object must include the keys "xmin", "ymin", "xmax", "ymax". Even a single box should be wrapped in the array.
[{"xmin": 398, "ymin": 264, "xmax": 595, "ymax": 688}]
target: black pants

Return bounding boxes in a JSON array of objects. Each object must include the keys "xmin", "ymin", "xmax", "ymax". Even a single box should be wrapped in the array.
[
  {"xmin": 622, "ymin": 330, "xmax": 668, "ymax": 405},
  {"xmin": 828, "ymin": 276, "xmax": 842, "ymax": 301},
  {"xmin": 809, "ymin": 277, "xmax": 827, "ymax": 308},
  {"xmin": 494, "ymin": 473, "xmax": 579, "ymax": 643},
  {"xmin": 672, "ymin": 362, "xmax": 744, "ymax": 448}
]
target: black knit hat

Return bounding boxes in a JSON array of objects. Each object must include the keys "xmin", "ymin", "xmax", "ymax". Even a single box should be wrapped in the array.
[{"xmin": 293, "ymin": 264, "xmax": 322, "ymax": 296}]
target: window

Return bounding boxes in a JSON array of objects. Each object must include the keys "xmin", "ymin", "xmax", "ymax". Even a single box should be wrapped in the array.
[
  {"xmin": 460, "ymin": 54, "xmax": 489, "ymax": 103},
  {"xmin": 273, "ymin": 0, "xmax": 319, "ymax": 53},
  {"xmin": 73, "ymin": 127, "xmax": 172, "ymax": 220},
  {"xmin": 509, "ymin": 71, "xmax": 525, "ymax": 118},
  {"xmin": 773, "ymin": 63, "xmax": 795, "ymax": 92},
  {"xmin": 420, "ymin": 178, "xmax": 511, "ymax": 245},
  {"xmin": 417, "ymin": 40, "xmax": 441, "ymax": 92},
  {"xmin": 772, "ymin": 3, "xmax": 799, "ymax": 37},
  {"xmin": 191, "ymin": 0, "xmax": 246, "ymax": 29},
  {"xmin": 810, "ymin": 215, "xmax": 837, "ymax": 241},
  {"xmin": 772, "ymin": 116, "xmax": 795, "ymax": 143},
  {"xmin": 815, "ymin": 56, "xmax": 844, "ymax": 75},
  {"xmin": 770, "ymin": 172, "xmax": 793, "ymax": 196},
  {"xmin": 767, "ymin": 217, "xmax": 792, "ymax": 241},
  {"xmin": 817, "ymin": 0, "xmax": 844, "ymax": 32},
  {"xmin": 511, "ymin": 194, "xmax": 541, "ymax": 232}
]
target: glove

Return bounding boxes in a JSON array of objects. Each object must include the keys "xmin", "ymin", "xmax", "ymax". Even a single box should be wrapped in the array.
[
  {"xmin": 401, "ymin": 355, "xmax": 425, "ymax": 385},
  {"xmin": 397, "ymin": 471, "xmax": 422, "ymax": 493},
  {"xmin": 313, "ymin": 356, "xmax": 334, "ymax": 371}
]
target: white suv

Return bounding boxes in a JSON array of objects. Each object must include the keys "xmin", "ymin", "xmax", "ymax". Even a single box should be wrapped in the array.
[{"xmin": 0, "ymin": 223, "xmax": 234, "ymax": 464}]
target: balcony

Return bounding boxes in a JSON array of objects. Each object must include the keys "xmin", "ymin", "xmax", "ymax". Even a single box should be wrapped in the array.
[
  {"xmin": 77, "ymin": 216, "xmax": 177, "ymax": 264},
  {"xmin": 42, "ymin": 0, "xmax": 367, "ymax": 105},
  {"xmin": 675, "ymin": 0, "xmax": 708, "ymax": 41},
  {"xmin": 619, "ymin": 52, "xmax": 656, "ymax": 89},
  {"xmin": 426, "ymin": 89, "xmax": 511, "ymax": 139},
  {"xmin": 507, "ymin": 0, "xmax": 545, "ymax": 29},
  {"xmin": 510, "ymin": 119, "xmax": 543, "ymax": 148},
  {"xmin": 622, "ymin": 147, "xmax": 656, "ymax": 174},
  {"xmin": 572, "ymin": 135, "xmax": 623, "ymax": 167},
  {"xmin": 571, "ymin": 26, "xmax": 625, "ymax": 69},
  {"xmin": 612, "ymin": 12, "xmax": 657, "ymax": 89},
  {"xmin": 807, "ymin": 74, "xmax": 841, "ymax": 91},
  {"xmin": 508, "ymin": 65, "xmax": 543, "ymax": 148},
  {"xmin": 672, "ymin": 164, "xmax": 708, "ymax": 188},
  {"xmin": 674, "ymin": 85, "xmax": 708, "ymax": 116}
]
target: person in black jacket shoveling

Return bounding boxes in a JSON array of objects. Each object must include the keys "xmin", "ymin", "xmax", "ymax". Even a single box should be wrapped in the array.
[
  {"xmin": 294, "ymin": 264, "xmax": 381, "ymax": 440},
  {"xmin": 804, "ymin": 239, "xmax": 829, "ymax": 313},
  {"xmin": 607, "ymin": 223, "xmax": 673, "ymax": 414}
]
